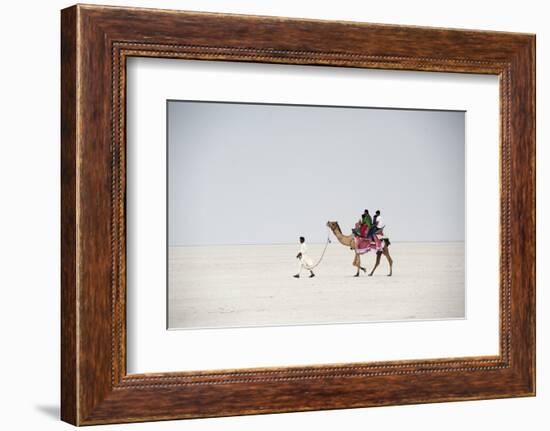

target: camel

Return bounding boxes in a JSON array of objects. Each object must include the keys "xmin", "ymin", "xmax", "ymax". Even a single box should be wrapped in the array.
[{"xmin": 326, "ymin": 221, "xmax": 393, "ymax": 277}]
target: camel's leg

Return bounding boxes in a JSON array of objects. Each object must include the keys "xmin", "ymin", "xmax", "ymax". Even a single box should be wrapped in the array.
[
  {"xmin": 369, "ymin": 252, "xmax": 382, "ymax": 276},
  {"xmin": 353, "ymin": 254, "xmax": 360, "ymax": 277},
  {"xmin": 383, "ymin": 248, "xmax": 393, "ymax": 276},
  {"xmin": 352, "ymin": 254, "xmax": 365, "ymax": 277},
  {"xmin": 352, "ymin": 253, "xmax": 367, "ymax": 277}
]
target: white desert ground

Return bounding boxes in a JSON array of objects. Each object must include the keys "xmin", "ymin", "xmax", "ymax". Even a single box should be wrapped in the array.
[{"xmin": 168, "ymin": 241, "xmax": 465, "ymax": 329}]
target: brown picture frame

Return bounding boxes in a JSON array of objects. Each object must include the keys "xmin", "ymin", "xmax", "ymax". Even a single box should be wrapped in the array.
[{"xmin": 61, "ymin": 4, "xmax": 535, "ymax": 425}]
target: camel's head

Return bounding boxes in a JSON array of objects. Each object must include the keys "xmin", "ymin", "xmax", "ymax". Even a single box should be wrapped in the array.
[{"xmin": 326, "ymin": 221, "xmax": 339, "ymax": 232}]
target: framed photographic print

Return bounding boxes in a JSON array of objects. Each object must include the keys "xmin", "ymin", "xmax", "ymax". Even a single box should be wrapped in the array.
[{"xmin": 61, "ymin": 4, "xmax": 535, "ymax": 425}]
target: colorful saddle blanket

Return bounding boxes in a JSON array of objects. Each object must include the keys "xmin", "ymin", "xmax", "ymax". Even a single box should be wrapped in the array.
[{"xmin": 355, "ymin": 236, "xmax": 385, "ymax": 254}]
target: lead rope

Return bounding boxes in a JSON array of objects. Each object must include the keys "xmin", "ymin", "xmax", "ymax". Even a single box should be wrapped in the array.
[{"xmin": 303, "ymin": 227, "xmax": 332, "ymax": 270}]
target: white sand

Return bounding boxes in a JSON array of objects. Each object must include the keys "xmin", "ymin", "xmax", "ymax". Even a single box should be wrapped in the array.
[{"xmin": 168, "ymin": 242, "xmax": 465, "ymax": 329}]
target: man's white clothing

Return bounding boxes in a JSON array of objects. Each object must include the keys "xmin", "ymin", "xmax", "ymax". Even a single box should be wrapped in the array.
[
  {"xmin": 376, "ymin": 215, "xmax": 385, "ymax": 229},
  {"xmin": 297, "ymin": 242, "xmax": 314, "ymax": 273}
]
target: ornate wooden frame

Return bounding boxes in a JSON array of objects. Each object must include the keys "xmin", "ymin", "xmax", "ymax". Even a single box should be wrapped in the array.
[{"xmin": 61, "ymin": 4, "xmax": 535, "ymax": 425}]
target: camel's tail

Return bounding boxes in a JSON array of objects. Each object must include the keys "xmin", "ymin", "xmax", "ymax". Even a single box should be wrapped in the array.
[{"xmin": 383, "ymin": 238, "xmax": 391, "ymax": 246}]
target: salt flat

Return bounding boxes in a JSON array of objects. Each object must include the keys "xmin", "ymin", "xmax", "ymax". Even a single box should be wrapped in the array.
[{"xmin": 168, "ymin": 242, "xmax": 465, "ymax": 329}]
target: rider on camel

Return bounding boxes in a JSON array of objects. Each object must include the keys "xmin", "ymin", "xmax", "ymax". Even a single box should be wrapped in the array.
[
  {"xmin": 360, "ymin": 209, "xmax": 372, "ymax": 237},
  {"xmin": 353, "ymin": 209, "xmax": 372, "ymax": 237},
  {"xmin": 367, "ymin": 210, "xmax": 385, "ymax": 249}
]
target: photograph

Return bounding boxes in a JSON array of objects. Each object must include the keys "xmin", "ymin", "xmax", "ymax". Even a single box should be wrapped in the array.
[{"xmin": 167, "ymin": 100, "xmax": 466, "ymax": 329}]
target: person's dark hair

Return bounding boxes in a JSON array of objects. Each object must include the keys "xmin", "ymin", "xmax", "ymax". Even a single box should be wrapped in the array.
[
  {"xmin": 375, "ymin": 210, "xmax": 381, "ymax": 215},
  {"xmin": 299, "ymin": 236, "xmax": 305, "ymax": 243},
  {"xmin": 364, "ymin": 209, "xmax": 369, "ymax": 214}
]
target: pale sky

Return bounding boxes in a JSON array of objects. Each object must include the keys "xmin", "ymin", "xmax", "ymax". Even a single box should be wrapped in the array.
[{"xmin": 168, "ymin": 101, "xmax": 465, "ymax": 246}]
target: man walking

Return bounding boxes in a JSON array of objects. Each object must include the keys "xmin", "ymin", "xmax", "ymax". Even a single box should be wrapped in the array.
[{"xmin": 294, "ymin": 236, "xmax": 315, "ymax": 278}]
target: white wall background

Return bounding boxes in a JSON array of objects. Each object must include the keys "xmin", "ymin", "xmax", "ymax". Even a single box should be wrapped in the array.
[{"xmin": 0, "ymin": 1, "xmax": 546, "ymax": 430}]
